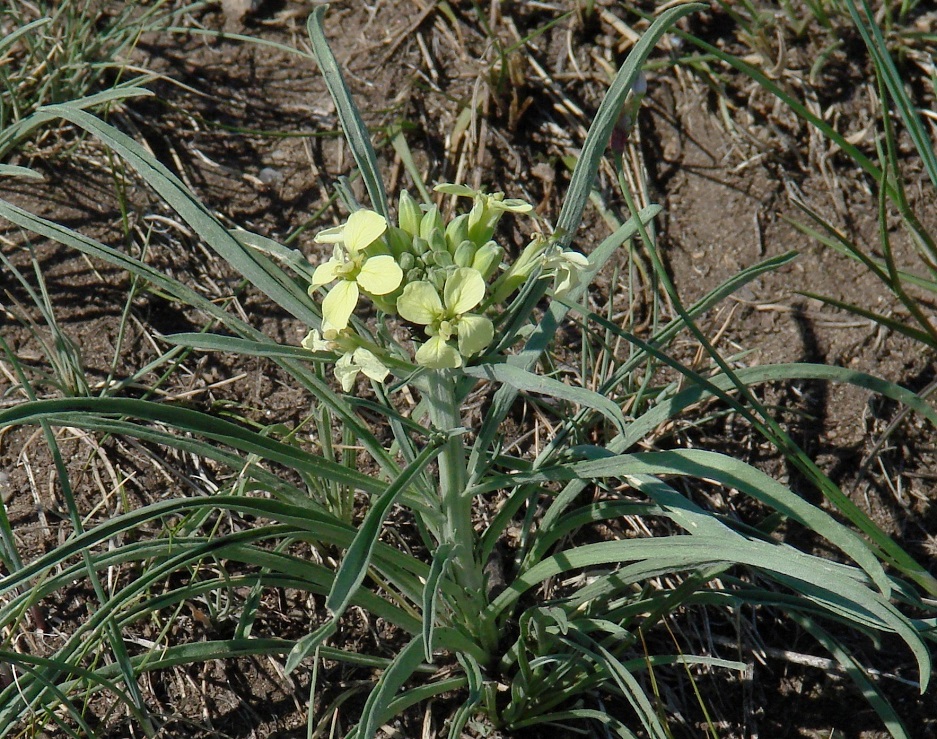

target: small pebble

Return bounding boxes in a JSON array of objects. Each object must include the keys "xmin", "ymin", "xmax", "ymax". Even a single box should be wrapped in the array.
[{"xmin": 258, "ymin": 167, "xmax": 284, "ymax": 187}]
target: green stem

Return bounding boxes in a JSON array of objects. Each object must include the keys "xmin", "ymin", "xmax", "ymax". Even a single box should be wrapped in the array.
[{"xmin": 424, "ymin": 370, "xmax": 498, "ymax": 656}]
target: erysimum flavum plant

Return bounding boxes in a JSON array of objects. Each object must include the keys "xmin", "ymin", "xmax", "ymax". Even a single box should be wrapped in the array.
[{"xmin": 0, "ymin": 4, "xmax": 935, "ymax": 737}]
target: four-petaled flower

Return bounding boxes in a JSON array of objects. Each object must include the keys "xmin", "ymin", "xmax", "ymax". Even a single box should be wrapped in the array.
[
  {"xmin": 310, "ymin": 210, "xmax": 402, "ymax": 332},
  {"xmin": 397, "ymin": 267, "xmax": 494, "ymax": 369}
]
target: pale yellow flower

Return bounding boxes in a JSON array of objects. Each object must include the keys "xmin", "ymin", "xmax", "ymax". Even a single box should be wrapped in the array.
[
  {"xmin": 397, "ymin": 267, "xmax": 493, "ymax": 369},
  {"xmin": 310, "ymin": 210, "xmax": 402, "ymax": 332}
]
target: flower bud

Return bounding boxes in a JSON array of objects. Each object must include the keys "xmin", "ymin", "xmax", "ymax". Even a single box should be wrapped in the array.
[
  {"xmin": 398, "ymin": 251, "xmax": 416, "ymax": 271},
  {"xmin": 453, "ymin": 239, "xmax": 477, "ymax": 268},
  {"xmin": 428, "ymin": 227, "xmax": 448, "ymax": 254},
  {"xmin": 471, "ymin": 241, "xmax": 503, "ymax": 279},
  {"xmin": 445, "ymin": 214, "xmax": 470, "ymax": 251},
  {"xmin": 385, "ymin": 225, "xmax": 413, "ymax": 259},
  {"xmin": 420, "ymin": 205, "xmax": 444, "ymax": 241},
  {"xmin": 411, "ymin": 236, "xmax": 429, "ymax": 256},
  {"xmin": 397, "ymin": 190, "xmax": 422, "ymax": 236},
  {"xmin": 432, "ymin": 248, "xmax": 453, "ymax": 268},
  {"xmin": 430, "ymin": 269, "xmax": 447, "ymax": 293}
]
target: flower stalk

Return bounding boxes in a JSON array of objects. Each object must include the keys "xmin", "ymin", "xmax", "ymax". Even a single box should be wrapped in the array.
[{"xmin": 422, "ymin": 369, "xmax": 496, "ymax": 653}]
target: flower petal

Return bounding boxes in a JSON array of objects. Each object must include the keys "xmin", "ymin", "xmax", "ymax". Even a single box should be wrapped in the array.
[
  {"xmin": 415, "ymin": 335, "xmax": 462, "ymax": 369},
  {"xmin": 397, "ymin": 281, "xmax": 443, "ymax": 325},
  {"xmin": 314, "ymin": 224, "xmax": 346, "ymax": 244},
  {"xmin": 343, "ymin": 210, "xmax": 387, "ymax": 254},
  {"xmin": 444, "ymin": 267, "xmax": 485, "ymax": 315},
  {"xmin": 357, "ymin": 255, "xmax": 403, "ymax": 296},
  {"xmin": 311, "ymin": 259, "xmax": 342, "ymax": 288},
  {"xmin": 301, "ymin": 329, "xmax": 328, "ymax": 352},
  {"xmin": 321, "ymin": 279, "xmax": 359, "ymax": 332},
  {"xmin": 334, "ymin": 353, "xmax": 359, "ymax": 393},
  {"xmin": 456, "ymin": 314, "xmax": 493, "ymax": 357},
  {"xmin": 353, "ymin": 348, "xmax": 389, "ymax": 383}
]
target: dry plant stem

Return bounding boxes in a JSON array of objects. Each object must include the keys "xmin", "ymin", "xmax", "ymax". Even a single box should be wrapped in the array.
[{"xmin": 423, "ymin": 371, "xmax": 493, "ymax": 651}]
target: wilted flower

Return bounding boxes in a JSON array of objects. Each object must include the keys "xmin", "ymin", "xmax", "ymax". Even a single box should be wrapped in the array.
[
  {"xmin": 301, "ymin": 328, "xmax": 389, "ymax": 392},
  {"xmin": 310, "ymin": 210, "xmax": 402, "ymax": 332},
  {"xmin": 543, "ymin": 249, "xmax": 589, "ymax": 298},
  {"xmin": 334, "ymin": 347, "xmax": 390, "ymax": 392}
]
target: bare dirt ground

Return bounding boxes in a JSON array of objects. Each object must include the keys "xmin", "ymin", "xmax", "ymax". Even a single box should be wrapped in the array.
[{"xmin": 1, "ymin": 1, "xmax": 936, "ymax": 737}]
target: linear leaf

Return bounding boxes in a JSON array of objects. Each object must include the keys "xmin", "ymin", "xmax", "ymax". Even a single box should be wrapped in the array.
[
  {"xmin": 37, "ymin": 103, "xmax": 322, "ymax": 327},
  {"xmin": 356, "ymin": 636, "xmax": 427, "ymax": 739},
  {"xmin": 306, "ymin": 5, "xmax": 388, "ymax": 218},
  {"xmin": 326, "ymin": 441, "xmax": 444, "ymax": 617},
  {"xmin": 464, "ymin": 363, "xmax": 627, "ymax": 435},
  {"xmin": 423, "ymin": 542, "xmax": 456, "ymax": 661},
  {"xmin": 555, "ymin": 3, "xmax": 702, "ymax": 245}
]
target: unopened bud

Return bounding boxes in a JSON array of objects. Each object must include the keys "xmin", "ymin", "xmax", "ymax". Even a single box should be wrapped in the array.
[
  {"xmin": 430, "ymin": 269, "xmax": 447, "ymax": 292},
  {"xmin": 398, "ymin": 251, "xmax": 416, "ymax": 271},
  {"xmin": 472, "ymin": 242, "xmax": 503, "ymax": 280},
  {"xmin": 446, "ymin": 214, "xmax": 470, "ymax": 251},
  {"xmin": 420, "ymin": 206, "xmax": 443, "ymax": 241},
  {"xmin": 386, "ymin": 226, "xmax": 412, "ymax": 259},
  {"xmin": 398, "ymin": 190, "xmax": 422, "ymax": 236},
  {"xmin": 411, "ymin": 236, "xmax": 429, "ymax": 256},
  {"xmin": 428, "ymin": 227, "xmax": 448, "ymax": 254},
  {"xmin": 453, "ymin": 240, "xmax": 477, "ymax": 268}
]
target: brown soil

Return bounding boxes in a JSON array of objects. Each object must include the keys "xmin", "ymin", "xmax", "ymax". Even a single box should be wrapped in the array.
[{"xmin": 1, "ymin": 1, "xmax": 936, "ymax": 737}]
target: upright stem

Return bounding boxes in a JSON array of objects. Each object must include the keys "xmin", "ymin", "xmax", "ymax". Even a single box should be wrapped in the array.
[{"xmin": 424, "ymin": 370, "xmax": 497, "ymax": 655}]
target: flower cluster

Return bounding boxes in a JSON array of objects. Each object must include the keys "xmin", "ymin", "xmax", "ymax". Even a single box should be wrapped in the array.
[{"xmin": 303, "ymin": 184, "xmax": 588, "ymax": 389}]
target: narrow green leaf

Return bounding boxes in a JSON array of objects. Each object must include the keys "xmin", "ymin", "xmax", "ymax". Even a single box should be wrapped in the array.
[
  {"xmin": 307, "ymin": 5, "xmax": 388, "ymax": 218},
  {"xmin": 165, "ymin": 332, "xmax": 327, "ymax": 361},
  {"xmin": 845, "ymin": 0, "xmax": 937, "ymax": 190},
  {"xmin": 555, "ymin": 3, "xmax": 702, "ymax": 245},
  {"xmin": 37, "ymin": 104, "xmax": 322, "ymax": 328},
  {"xmin": 285, "ymin": 621, "xmax": 337, "ymax": 674},
  {"xmin": 0, "ymin": 398, "xmax": 384, "ymax": 495},
  {"xmin": 481, "ymin": 448, "xmax": 887, "ymax": 595},
  {"xmin": 794, "ymin": 614, "xmax": 910, "ymax": 736},
  {"xmin": 422, "ymin": 542, "xmax": 456, "ymax": 661},
  {"xmin": 0, "ymin": 164, "xmax": 43, "ymax": 179},
  {"xmin": 463, "ymin": 363, "xmax": 628, "ymax": 435},
  {"xmin": 483, "ymin": 536, "xmax": 929, "ymax": 690},
  {"xmin": 356, "ymin": 636, "xmax": 427, "ymax": 739},
  {"xmin": 0, "ymin": 86, "xmax": 153, "ymax": 160},
  {"xmin": 799, "ymin": 292, "xmax": 935, "ymax": 346},
  {"xmin": 570, "ymin": 639, "xmax": 669, "ymax": 739},
  {"xmin": 326, "ymin": 441, "xmax": 444, "ymax": 617},
  {"xmin": 449, "ymin": 653, "xmax": 484, "ymax": 739}
]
